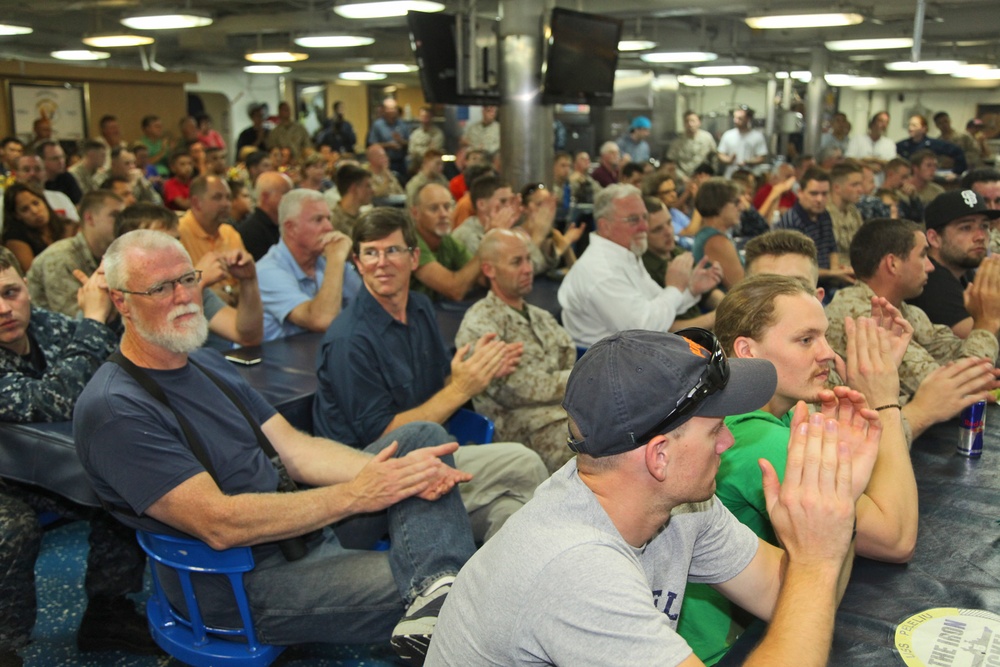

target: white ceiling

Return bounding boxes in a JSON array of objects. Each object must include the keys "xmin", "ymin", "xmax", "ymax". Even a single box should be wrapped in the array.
[{"xmin": 0, "ymin": 0, "xmax": 996, "ymax": 86}]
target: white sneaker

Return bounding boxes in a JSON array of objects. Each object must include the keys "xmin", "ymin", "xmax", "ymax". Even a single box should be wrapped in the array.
[{"xmin": 390, "ymin": 575, "xmax": 455, "ymax": 666}]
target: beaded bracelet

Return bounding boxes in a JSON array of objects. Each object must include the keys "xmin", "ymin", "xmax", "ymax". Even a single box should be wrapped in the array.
[{"xmin": 874, "ymin": 403, "xmax": 901, "ymax": 411}]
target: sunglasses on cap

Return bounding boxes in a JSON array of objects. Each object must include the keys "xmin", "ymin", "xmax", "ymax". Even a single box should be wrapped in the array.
[
  {"xmin": 631, "ymin": 327, "xmax": 730, "ymax": 446},
  {"xmin": 566, "ymin": 328, "xmax": 730, "ymax": 453}
]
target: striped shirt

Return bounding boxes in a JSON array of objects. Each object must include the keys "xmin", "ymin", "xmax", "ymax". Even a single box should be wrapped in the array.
[{"xmin": 775, "ymin": 202, "xmax": 837, "ymax": 269}]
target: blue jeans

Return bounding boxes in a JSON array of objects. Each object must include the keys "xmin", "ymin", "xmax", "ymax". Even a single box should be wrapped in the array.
[{"xmin": 243, "ymin": 421, "xmax": 476, "ymax": 645}]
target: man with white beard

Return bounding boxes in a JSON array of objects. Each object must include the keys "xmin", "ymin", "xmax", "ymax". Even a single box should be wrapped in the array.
[
  {"xmin": 74, "ymin": 229, "xmax": 489, "ymax": 665},
  {"xmin": 558, "ymin": 184, "xmax": 723, "ymax": 346}
]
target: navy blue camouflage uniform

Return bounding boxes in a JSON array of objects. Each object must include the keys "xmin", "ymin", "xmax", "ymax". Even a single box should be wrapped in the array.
[{"xmin": 0, "ymin": 308, "xmax": 144, "ymax": 653}]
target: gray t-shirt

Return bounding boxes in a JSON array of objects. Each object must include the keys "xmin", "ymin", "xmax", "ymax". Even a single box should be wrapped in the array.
[{"xmin": 426, "ymin": 459, "xmax": 759, "ymax": 666}]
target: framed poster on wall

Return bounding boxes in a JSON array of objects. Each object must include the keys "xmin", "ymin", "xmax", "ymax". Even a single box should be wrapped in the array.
[{"xmin": 7, "ymin": 81, "xmax": 89, "ymax": 145}]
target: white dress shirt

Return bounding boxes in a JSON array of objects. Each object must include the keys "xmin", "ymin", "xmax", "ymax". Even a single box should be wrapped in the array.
[{"xmin": 558, "ymin": 234, "xmax": 699, "ymax": 346}]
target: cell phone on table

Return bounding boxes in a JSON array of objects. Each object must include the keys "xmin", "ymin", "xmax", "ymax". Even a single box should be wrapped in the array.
[{"xmin": 224, "ymin": 347, "xmax": 263, "ymax": 365}]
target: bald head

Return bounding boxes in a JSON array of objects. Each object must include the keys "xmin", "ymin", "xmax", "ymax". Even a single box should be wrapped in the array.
[
  {"xmin": 366, "ymin": 144, "xmax": 389, "ymax": 171},
  {"xmin": 481, "ymin": 229, "xmax": 533, "ymax": 304},
  {"xmin": 479, "ymin": 228, "xmax": 525, "ymax": 263},
  {"xmin": 256, "ymin": 171, "xmax": 294, "ymax": 220}
]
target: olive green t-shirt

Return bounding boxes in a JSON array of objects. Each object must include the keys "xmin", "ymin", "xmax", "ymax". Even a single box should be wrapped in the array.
[{"xmin": 412, "ymin": 233, "xmax": 472, "ymax": 300}]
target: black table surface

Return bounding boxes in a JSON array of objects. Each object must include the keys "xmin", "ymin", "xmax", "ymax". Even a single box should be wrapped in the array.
[
  {"xmin": 723, "ymin": 405, "xmax": 1000, "ymax": 665},
  {"xmin": 0, "ymin": 333, "xmax": 327, "ymax": 507},
  {"xmin": 828, "ymin": 405, "xmax": 1000, "ymax": 665}
]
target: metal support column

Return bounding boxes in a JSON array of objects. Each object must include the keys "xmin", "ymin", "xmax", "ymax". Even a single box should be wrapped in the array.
[
  {"xmin": 804, "ymin": 47, "xmax": 827, "ymax": 156},
  {"xmin": 765, "ymin": 77, "xmax": 778, "ymax": 155},
  {"xmin": 498, "ymin": 0, "xmax": 552, "ymax": 189}
]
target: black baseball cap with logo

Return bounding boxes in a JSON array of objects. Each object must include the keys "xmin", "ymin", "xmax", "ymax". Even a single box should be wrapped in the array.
[{"xmin": 925, "ymin": 190, "xmax": 1000, "ymax": 233}]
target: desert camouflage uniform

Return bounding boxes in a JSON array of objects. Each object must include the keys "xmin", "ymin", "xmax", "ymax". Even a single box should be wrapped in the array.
[
  {"xmin": 825, "ymin": 281, "xmax": 998, "ymax": 402},
  {"xmin": 26, "ymin": 232, "xmax": 99, "ymax": 318},
  {"xmin": 456, "ymin": 291, "xmax": 575, "ymax": 472},
  {"xmin": 0, "ymin": 308, "xmax": 143, "ymax": 651},
  {"xmin": 989, "ymin": 228, "xmax": 1000, "ymax": 256},
  {"xmin": 828, "ymin": 202, "xmax": 864, "ymax": 268}
]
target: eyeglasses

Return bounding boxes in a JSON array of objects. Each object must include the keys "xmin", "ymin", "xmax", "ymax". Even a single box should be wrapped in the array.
[
  {"xmin": 631, "ymin": 328, "xmax": 730, "ymax": 446},
  {"xmin": 657, "ymin": 188, "xmax": 676, "ymax": 196},
  {"xmin": 615, "ymin": 214, "xmax": 648, "ymax": 226},
  {"xmin": 357, "ymin": 246, "xmax": 413, "ymax": 265},
  {"xmin": 115, "ymin": 270, "xmax": 202, "ymax": 299}
]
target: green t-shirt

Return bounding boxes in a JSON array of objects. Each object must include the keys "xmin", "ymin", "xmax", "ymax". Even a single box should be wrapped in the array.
[
  {"xmin": 676, "ymin": 409, "xmax": 792, "ymax": 664},
  {"xmin": 139, "ymin": 136, "xmax": 169, "ymax": 177},
  {"xmin": 412, "ymin": 233, "xmax": 472, "ymax": 300}
]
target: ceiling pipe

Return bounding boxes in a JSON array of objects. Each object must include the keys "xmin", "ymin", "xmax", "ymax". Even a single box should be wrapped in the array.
[{"xmin": 912, "ymin": 0, "xmax": 925, "ymax": 61}]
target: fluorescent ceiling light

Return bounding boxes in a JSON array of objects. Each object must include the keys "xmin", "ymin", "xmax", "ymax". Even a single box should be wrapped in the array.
[
  {"xmin": 245, "ymin": 51, "xmax": 309, "ymax": 63},
  {"xmin": 340, "ymin": 71, "xmax": 387, "ymax": 80},
  {"xmin": 51, "ymin": 50, "xmax": 110, "ymax": 61},
  {"xmin": 244, "ymin": 65, "xmax": 292, "ymax": 74},
  {"xmin": 947, "ymin": 64, "xmax": 992, "ymax": 76},
  {"xmin": 82, "ymin": 33, "xmax": 155, "ymax": 48},
  {"xmin": 690, "ymin": 65, "xmax": 759, "ymax": 76},
  {"xmin": 825, "ymin": 74, "xmax": 882, "ymax": 86},
  {"xmin": 952, "ymin": 67, "xmax": 1000, "ymax": 80},
  {"xmin": 365, "ymin": 63, "xmax": 418, "ymax": 73},
  {"xmin": 678, "ymin": 75, "xmax": 731, "ymax": 87},
  {"xmin": 885, "ymin": 59, "xmax": 964, "ymax": 72},
  {"xmin": 618, "ymin": 39, "xmax": 657, "ymax": 52},
  {"xmin": 640, "ymin": 51, "xmax": 717, "ymax": 64},
  {"xmin": 334, "ymin": 1, "xmax": 445, "ymax": 19},
  {"xmin": 120, "ymin": 12, "xmax": 213, "ymax": 30},
  {"xmin": 776, "ymin": 71, "xmax": 812, "ymax": 81},
  {"xmin": 0, "ymin": 23, "xmax": 32, "ymax": 36},
  {"xmin": 294, "ymin": 34, "xmax": 374, "ymax": 48},
  {"xmin": 925, "ymin": 62, "xmax": 971, "ymax": 74},
  {"xmin": 746, "ymin": 13, "xmax": 864, "ymax": 30},
  {"xmin": 825, "ymin": 37, "xmax": 912, "ymax": 51}
]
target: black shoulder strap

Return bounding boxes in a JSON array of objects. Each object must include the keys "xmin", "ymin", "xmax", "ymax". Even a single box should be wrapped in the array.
[
  {"xmin": 189, "ymin": 358, "xmax": 279, "ymax": 460},
  {"xmin": 108, "ymin": 350, "xmax": 221, "ymax": 483},
  {"xmin": 103, "ymin": 352, "xmax": 316, "ymax": 560}
]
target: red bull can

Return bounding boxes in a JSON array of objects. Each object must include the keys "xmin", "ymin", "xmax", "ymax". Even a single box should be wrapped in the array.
[{"xmin": 958, "ymin": 401, "xmax": 986, "ymax": 457}]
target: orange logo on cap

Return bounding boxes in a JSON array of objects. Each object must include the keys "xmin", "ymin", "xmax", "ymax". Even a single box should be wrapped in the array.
[{"xmin": 686, "ymin": 338, "xmax": 708, "ymax": 358}]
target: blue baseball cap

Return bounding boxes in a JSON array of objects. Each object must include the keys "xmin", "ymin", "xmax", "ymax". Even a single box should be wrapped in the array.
[
  {"xmin": 563, "ymin": 330, "xmax": 776, "ymax": 458},
  {"xmin": 630, "ymin": 116, "xmax": 652, "ymax": 130}
]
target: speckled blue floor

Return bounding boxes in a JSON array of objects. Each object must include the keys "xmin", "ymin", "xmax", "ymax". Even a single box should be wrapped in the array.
[{"xmin": 23, "ymin": 521, "xmax": 405, "ymax": 666}]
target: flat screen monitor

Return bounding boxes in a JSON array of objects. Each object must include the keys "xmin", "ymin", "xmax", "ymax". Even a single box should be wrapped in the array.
[
  {"xmin": 408, "ymin": 11, "xmax": 500, "ymax": 106},
  {"xmin": 542, "ymin": 8, "xmax": 622, "ymax": 106}
]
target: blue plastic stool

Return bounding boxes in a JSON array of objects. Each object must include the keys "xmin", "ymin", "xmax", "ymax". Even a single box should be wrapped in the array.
[
  {"xmin": 445, "ymin": 408, "xmax": 495, "ymax": 446},
  {"xmin": 136, "ymin": 531, "xmax": 285, "ymax": 666}
]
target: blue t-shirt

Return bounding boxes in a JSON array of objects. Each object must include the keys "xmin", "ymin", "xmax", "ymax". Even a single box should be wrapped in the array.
[
  {"xmin": 367, "ymin": 117, "xmax": 410, "ymax": 169},
  {"xmin": 74, "ymin": 348, "xmax": 279, "ymax": 536},
  {"xmin": 670, "ymin": 207, "xmax": 692, "ymax": 236},
  {"xmin": 313, "ymin": 288, "xmax": 449, "ymax": 447},
  {"xmin": 257, "ymin": 239, "xmax": 362, "ymax": 341}
]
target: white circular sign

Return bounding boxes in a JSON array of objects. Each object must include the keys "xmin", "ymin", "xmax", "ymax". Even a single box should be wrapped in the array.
[{"xmin": 895, "ymin": 607, "xmax": 1000, "ymax": 666}]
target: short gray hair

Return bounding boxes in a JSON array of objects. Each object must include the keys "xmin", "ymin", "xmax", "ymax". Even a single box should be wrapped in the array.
[
  {"xmin": 594, "ymin": 183, "xmax": 642, "ymax": 223},
  {"xmin": 278, "ymin": 189, "xmax": 327, "ymax": 237},
  {"xmin": 104, "ymin": 230, "xmax": 191, "ymax": 290},
  {"xmin": 599, "ymin": 141, "xmax": 619, "ymax": 157}
]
